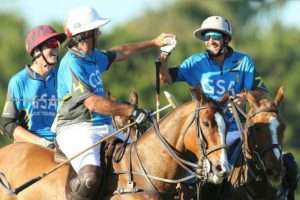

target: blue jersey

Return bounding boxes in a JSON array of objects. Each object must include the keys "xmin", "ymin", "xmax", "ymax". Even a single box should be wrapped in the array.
[
  {"xmin": 56, "ymin": 49, "xmax": 115, "ymax": 129},
  {"xmin": 1, "ymin": 66, "xmax": 57, "ymax": 141},
  {"xmin": 172, "ymin": 49, "xmax": 266, "ymax": 131}
]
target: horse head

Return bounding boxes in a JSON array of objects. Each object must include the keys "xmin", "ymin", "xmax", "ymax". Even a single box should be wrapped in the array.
[
  {"xmin": 108, "ymin": 88, "xmax": 230, "ymax": 195},
  {"xmin": 111, "ymin": 90, "xmax": 139, "ymax": 129},
  {"xmin": 245, "ymin": 87, "xmax": 285, "ymax": 187},
  {"xmin": 180, "ymin": 87, "xmax": 230, "ymax": 184}
]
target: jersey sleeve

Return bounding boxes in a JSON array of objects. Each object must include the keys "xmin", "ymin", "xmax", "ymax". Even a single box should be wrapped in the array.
[
  {"xmin": 169, "ymin": 67, "xmax": 180, "ymax": 82},
  {"xmin": 102, "ymin": 50, "xmax": 117, "ymax": 69},
  {"xmin": 242, "ymin": 56, "xmax": 268, "ymax": 92},
  {"xmin": 170, "ymin": 56, "xmax": 198, "ymax": 86},
  {"xmin": 68, "ymin": 61, "xmax": 94, "ymax": 103},
  {"xmin": 252, "ymin": 70, "xmax": 268, "ymax": 92},
  {"xmin": 1, "ymin": 79, "xmax": 19, "ymax": 119},
  {"xmin": 177, "ymin": 58, "xmax": 192, "ymax": 82},
  {"xmin": 95, "ymin": 49, "xmax": 116, "ymax": 72},
  {"xmin": 1, "ymin": 78, "xmax": 21, "ymax": 137}
]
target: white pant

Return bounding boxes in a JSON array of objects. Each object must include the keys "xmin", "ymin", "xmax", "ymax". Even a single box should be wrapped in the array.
[
  {"xmin": 56, "ymin": 122, "xmax": 129, "ymax": 173},
  {"xmin": 226, "ymin": 130, "xmax": 241, "ymax": 146}
]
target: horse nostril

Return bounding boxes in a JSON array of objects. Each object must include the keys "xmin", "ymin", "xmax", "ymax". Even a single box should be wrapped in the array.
[
  {"xmin": 214, "ymin": 164, "xmax": 227, "ymax": 176},
  {"xmin": 215, "ymin": 164, "xmax": 222, "ymax": 172}
]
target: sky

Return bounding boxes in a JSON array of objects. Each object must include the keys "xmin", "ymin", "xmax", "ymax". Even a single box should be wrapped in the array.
[
  {"xmin": 1, "ymin": 0, "xmax": 300, "ymax": 30},
  {"xmin": 1, "ymin": 0, "xmax": 172, "ymax": 30}
]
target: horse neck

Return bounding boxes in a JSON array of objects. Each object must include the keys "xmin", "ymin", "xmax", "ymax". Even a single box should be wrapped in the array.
[
  {"xmin": 139, "ymin": 101, "xmax": 195, "ymax": 146},
  {"xmin": 134, "ymin": 101, "xmax": 196, "ymax": 177},
  {"xmin": 231, "ymin": 113, "xmax": 266, "ymax": 185},
  {"xmin": 243, "ymin": 125, "xmax": 253, "ymax": 160}
]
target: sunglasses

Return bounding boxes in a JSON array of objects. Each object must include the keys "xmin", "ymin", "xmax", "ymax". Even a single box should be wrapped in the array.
[
  {"xmin": 43, "ymin": 39, "xmax": 60, "ymax": 49},
  {"xmin": 203, "ymin": 32, "xmax": 223, "ymax": 41}
]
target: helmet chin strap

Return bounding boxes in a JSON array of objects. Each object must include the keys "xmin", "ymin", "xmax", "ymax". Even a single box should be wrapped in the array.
[
  {"xmin": 67, "ymin": 30, "xmax": 97, "ymax": 58},
  {"xmin": 32, "ymin": 47, "xmax": 57, "ymax": 66},
  {"xmin": 41, "ymin": 52, "xmax": 57, "ymax": 66}
]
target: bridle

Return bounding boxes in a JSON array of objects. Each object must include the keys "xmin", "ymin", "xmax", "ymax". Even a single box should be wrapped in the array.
[
  {"xmin": 113, "ymin": 101, "xmax": 228, "ymax": 196},
  {"xmin": 230, "ymin": 102, "xmax": 284, "ymax": 200},
  {"xmin": 147, "ymin": 101, "xmax": 228, "ymax": 182},
  {"xmin": 194, "ymin": 101, "xmax": 228, "ymax": 160},
  {"xmin": 246, "ymin": 107, "xmax": 283, "ymax": 172}
]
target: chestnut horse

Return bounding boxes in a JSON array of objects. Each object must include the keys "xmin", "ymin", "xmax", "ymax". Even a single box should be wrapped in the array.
[
  {"xmin": 227, "ymin": 87, "xmax": 286, "ymax": 200},
  {"xmin": 0, "ymin": 88, "xmax": 230, "ymax": 200},
  {"xmin": 202, "ymin": 87, "xmax": 286, "ymax": 200}
]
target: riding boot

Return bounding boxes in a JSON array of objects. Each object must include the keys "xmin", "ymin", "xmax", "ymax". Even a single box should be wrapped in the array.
[
  {"xmin": 68, "ymin": 165, "xmax": 102, "ymax": 200},
  {"xmin": 283, "ymin": 152, "xmax": 299, "ymax": 200}
]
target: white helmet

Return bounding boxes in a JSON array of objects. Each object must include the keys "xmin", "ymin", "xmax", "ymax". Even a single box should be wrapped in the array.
[
  {"xmin": 65, "ymin": 6, "xmax": 110, "ymax": 37},
  {"xmin": 193, "ymin": 16, "xmax": 232, "ymax": 41}
]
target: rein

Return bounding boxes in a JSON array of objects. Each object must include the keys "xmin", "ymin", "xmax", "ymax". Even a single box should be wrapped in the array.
[
  {"xmin": 113, "ymin": 102, "xmax": 228, "ymax": 196},
  {"xmin": 194, "ymin": 102, "xmax": 228, "ymax": 158}
]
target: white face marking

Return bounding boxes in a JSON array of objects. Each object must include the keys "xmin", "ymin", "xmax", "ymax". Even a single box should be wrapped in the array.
[
  {"xmin": 269, "ymin": 116, "xmax": 281, "ymax": 159},
  {"xmin": 214, "ymin": 112, "xmax": 230, "ymax": 173}
]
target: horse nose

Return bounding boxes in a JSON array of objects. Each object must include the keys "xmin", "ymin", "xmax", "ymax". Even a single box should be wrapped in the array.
[{"xmin": 213, "ymin": 162, "xmax": 229, "ymax": 177}]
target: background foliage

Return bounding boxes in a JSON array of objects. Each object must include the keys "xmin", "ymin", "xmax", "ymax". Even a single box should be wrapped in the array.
[{"xmin": 0, "ymin": 0, "xmax": 299, "ymax": 196}]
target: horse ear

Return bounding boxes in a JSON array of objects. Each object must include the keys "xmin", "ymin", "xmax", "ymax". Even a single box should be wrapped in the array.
[
  {"xmin": 190, "ymin": 86, "xmax": 204, "ymax": 104},
  {"xmin": 106, "ymin": 90, "xmax": 116, "ymax": 101},
  {"xmin": 106, "ymin": 90, "xmax": 111, "ymax": 97},
  {"xmin": 273, "ymin": 86, "xmax": 284, "ymax": 107},
  {"xmin": 246, "ymin": 91, "xmax": 259, "ymax": 109},
  {"xmin": 129, "ymin": 90, "xmax": 139, "ymax": 106}
]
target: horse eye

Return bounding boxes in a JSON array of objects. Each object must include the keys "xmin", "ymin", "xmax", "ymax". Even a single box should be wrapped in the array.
[{"xmin": 202, "ymin": 121, "xmax": 210, "ymax": 128}]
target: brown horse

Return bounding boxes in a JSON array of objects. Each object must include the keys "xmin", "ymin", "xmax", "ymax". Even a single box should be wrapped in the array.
[
  {"xmin": 0, "ymin": 88, "xmax": 230, "ymax": 200},
  {"xmin": 214, "ymin": 87, "xmax": 286, "ymax": 200}
]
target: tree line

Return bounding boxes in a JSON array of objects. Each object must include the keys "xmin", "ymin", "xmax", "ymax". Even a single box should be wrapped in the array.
[{"xmin": 0, "ymin": 0, "xmax": 299, "ymax": 149}]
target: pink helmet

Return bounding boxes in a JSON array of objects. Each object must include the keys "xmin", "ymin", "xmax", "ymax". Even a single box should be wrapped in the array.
[{"xmin": 25, "ymin": 25, "xmax": 66, "ymax": 56}]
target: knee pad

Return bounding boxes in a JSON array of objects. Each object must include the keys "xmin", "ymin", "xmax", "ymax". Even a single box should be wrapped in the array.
[{"xmin": 70, "ymin": 167, "xmax": 101, "ymax": 199}]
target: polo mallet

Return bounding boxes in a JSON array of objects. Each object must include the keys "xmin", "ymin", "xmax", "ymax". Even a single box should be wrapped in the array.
[
  {"xmin": 153, "ymin": 91, "xmax": 177, "ymax": 116},
  {"xmin": 155, "ymin": 36, "xmax": 177, "ymax": 121},
  {"xmin": 155, "ymin": 58, "xmax": 161, "ymax": 121},
  {"xmin": 0, "ymin": 99, "xmax": 177, "ymax": 195},
  {"xmin": 162, "ymin": 91, "xmax": 177, "ymax": 109}
]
